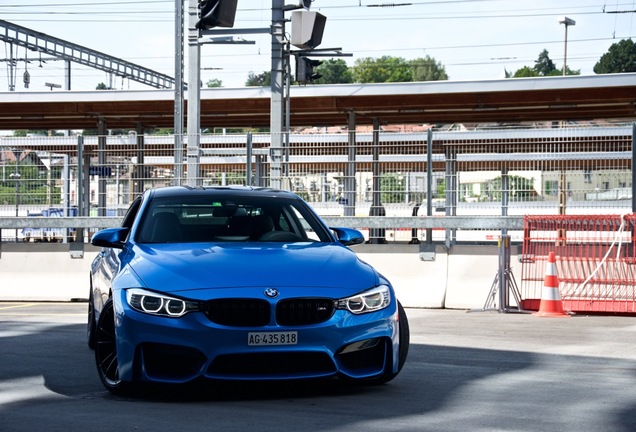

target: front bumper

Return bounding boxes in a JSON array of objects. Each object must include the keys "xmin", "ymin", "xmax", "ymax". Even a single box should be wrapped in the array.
[{"xmin": 113, "ymin": 290, "xmax": 399, "ymax": 384}]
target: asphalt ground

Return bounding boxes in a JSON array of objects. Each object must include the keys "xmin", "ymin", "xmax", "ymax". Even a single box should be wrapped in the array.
[{"xmin": 1, "ymin": 303, "xmax": 636, "ymax": 432}]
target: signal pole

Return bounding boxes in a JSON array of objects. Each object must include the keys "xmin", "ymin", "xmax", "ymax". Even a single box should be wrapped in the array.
[
  {"xmin": 186, "ymin": 0, "xmax": 201, "ymax": 186},
  {"xmin": 181, "ymin": 1, "xmax": 313, "ymax": 189},
  {"xmin": 270, "ymin": 0, "xmax": 285, "ymax": 190},
  {"xmin": 174, "ymin": 0, "xmax": 185, "ymax": 185}
]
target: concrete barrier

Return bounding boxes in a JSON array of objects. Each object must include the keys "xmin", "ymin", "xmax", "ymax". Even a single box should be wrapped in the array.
[
  {"xmin": 0, "ymin": 243, "xmax": 519, "ymax": 309},
  {"xmin": 0, "ymin": 244, "xmax": 98, "ymax": 302},
  {"xmin": 444, "ymin": 245, "xmax": 520, "ymax": 309},
  {"xmin": 355, "ymin": 244, "xmax": 448, "ymax": 308}
]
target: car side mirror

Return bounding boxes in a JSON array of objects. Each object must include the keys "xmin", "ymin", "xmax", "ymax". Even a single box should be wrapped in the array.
[
  {"xmin": 330, "ymin": 227, "xmax": 365, "ymax": 246},
  {"xmin": 91, "ymin": 227, "xmax": 129, "ymax": 249}
]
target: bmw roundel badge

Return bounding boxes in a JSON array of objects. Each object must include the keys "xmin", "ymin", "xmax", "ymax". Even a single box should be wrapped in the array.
[{"xmin": 264, "ymin": 288, "xmax": 279, "ymax": 298}]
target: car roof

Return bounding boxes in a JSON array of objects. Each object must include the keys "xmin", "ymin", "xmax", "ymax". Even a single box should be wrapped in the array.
[{"xmin": 146, "ymin": 186, "xmax": 299, "ymax": 200}]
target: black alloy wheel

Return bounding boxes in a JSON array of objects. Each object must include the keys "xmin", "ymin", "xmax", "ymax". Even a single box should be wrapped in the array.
[
  {"xmin": 94, "ymin": 298, "xmax": 133, "ymax": 395},
  {"xmin": 87, "ymin": 286, "xmax": 96, "ymax": 349}
]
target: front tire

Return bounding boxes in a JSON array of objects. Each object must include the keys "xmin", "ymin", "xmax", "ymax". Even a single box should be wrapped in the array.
[
  {"xmin": 374, "ymin": 301, "xmax": 410, "ymax": 384},
  {"xmin": 94, "ymin": 298, "xmax": 134, "ymax": 395},
  {"xmin": 396, "ymin": 301, "xmax": 410, "ymax": 371},
  {"xmin": 87, "ymin": 283, "xmax": 96, "ymax": 349}
]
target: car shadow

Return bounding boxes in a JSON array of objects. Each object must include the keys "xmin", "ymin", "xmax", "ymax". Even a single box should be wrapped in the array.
[{"xmin": 2, "ymin": 320, "xmax": 636, "ymax": 432}]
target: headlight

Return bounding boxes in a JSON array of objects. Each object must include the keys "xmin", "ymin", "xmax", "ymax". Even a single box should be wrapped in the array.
[
  {"xmin": 337, "ymin": 285, "xmax": 391, "ymax": 315},
  {"xmin": 126, "ymin": 288, "xmax": 199, "ymax": 318}
]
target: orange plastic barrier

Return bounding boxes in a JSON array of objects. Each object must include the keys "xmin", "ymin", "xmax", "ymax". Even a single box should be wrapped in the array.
[{"xmin": 521, "ymin": 215, "xmax": 636, "ymax": 315}]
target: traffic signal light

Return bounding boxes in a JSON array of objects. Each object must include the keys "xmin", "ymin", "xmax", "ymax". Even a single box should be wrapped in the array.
[
  {"xmin": 284, "ymin": 0, "xmax": 312, "ymax": 11},
  {"xmin": 196, "ymin": 0, "xmax": 238, "ymax": 30},
  {"xmin": 291, "ymin": 10, "xmax": 326, "ymax": 49},
  {"xmin": 297, "ymin": 0, "xmax": 312, "ymax": 9},
  {"xmin": 296, "ymin": 56, "xmax": 322, "ymax": 84}
]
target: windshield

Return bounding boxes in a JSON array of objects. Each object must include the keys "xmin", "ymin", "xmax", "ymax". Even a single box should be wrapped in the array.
[{"xmin": 136, "ymin": 194, "xmax": 332, "ymax": 244}]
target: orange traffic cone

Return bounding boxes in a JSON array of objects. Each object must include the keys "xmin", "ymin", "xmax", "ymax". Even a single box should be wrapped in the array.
[{"xmin": 533, "ymin": 252, "xmax": 571, "ymax": 318}]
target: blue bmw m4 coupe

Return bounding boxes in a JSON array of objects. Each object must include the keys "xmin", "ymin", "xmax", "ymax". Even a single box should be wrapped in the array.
[{"xmin": 88, "ymin": 186, "xmax": 409, "ymax": 395}]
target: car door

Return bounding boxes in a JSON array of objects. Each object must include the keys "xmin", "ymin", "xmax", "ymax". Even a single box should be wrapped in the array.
[{"xmin": 92, "ymin": 197, "xmax": 142, "ymax": 308}]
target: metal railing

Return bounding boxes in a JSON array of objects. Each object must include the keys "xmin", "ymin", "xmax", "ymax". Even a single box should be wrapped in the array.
[{"xmin": 1, "ymin": 124, "xmax": 633, "ymax": 243}]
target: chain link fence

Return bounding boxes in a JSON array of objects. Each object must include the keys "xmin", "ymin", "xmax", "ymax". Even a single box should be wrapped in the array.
[{"xmin": 1, "ymin": 124, "xmax": 633, "ymax": 242}]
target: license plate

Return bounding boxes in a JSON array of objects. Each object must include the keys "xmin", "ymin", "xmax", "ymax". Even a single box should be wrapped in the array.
[{"xmin": 248, "ymin": 331, "xmax": 298, "ymax": 346}]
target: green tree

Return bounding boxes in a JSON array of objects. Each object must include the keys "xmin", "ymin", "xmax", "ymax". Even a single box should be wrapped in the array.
[
  {"xmin": 144, "ymin": 128, "xmax": 174, "ymax": 135},
  {"xmin": 527, "ymin": 66, "xmax": 581, "ymax": 77},
  {"xmin": 12, "ymin": 130, "xmax": 50, "ymax": 137},
  {"xmin": 551, "ymin": 66, "xmax": 580, "ymax": 76},
  {"xmin": 513, "ymin": 66, "xmax": 539, "ymax": 78},
  {"xmin": 352, "ymin": 56, "xmax": 412, "ymax": 83},
  {"xmin": 534, "ymin": 49, "xmax": 556, "ymax": 76},
  {"xmin": 314, "ymin": 59, "xmax": 353, "ymax": 84},
  {"xmin": 410, "ymin": 56, "xmax": 449, "ymax": 81},
  {"xmin": 510, "ymin": 50, "xmax": 580, "ymax": 77},
  {"xmin": 245, "ymin": 71, "xmax": 271, "ymax": 87},
  {"xmin": 96, "ymin": 83, "xmax": 111, "ymax": 90},
  {"xmin": 205, "ymin": 171, "xmax": 246, "ymax": 186},
  {"xmin": 206, "ymin": 78, "xmax": 223, "ymax": 88},
  {"xmin": 436, "ymin": 179, "xmax": 446, "ymax": 199},
  {"xmin": 0, "ymin": 162, "xmax": 60, "ymax": 205},
  {"xmin": 491, "ymin": 175, "xmax": 537, "ymax": 201},
  {"xmin": 381, "ymin": 173, "xmax": 406, "ymax": 204},
  {"xmin": 82, "ymin": 129, "xmax": 130, "ymax": 136},
  {"xmin": 594, "ymin": 39, "xmax": 636, "ymax": 74}
]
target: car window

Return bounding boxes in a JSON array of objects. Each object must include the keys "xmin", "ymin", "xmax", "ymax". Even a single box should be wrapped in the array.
[
  {"xmin": 135, "ymin": 195, "xmax": 332, "ymax": 243},
  {"xmin": 291, "ymin": 207, "xmax": 321, "ymax": 241},
  {"xmin": 121, "ymin": 196, "xmax": 142, "ymax": 229}
]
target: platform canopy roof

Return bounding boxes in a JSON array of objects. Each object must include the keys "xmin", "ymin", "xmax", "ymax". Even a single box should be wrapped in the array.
[{"xmin": 0, "ymin": 74, "xmax": 634, "ymax": 131}]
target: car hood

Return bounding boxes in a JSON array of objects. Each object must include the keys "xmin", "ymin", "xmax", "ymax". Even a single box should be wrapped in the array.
[{"xmin": 124, "ymin": 242, "xmax": 379, "ymax": 294}]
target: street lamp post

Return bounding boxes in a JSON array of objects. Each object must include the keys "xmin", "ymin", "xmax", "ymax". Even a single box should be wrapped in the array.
[
  {"xmin": 9, "ymin": 171, "xmax": 20, "ymax": 242},
  {"xmin": 559, "ymin": 17, "xmax": 576, "ymax": 76},
  {"xmin": 557, "ymin": 17, "xmax": 575, "ymax": 245}
]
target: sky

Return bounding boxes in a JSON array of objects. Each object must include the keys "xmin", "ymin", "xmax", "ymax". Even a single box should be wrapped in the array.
[{"xmin": 0, "ymin": 0, "xmax": 635, "ymax": 92}]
